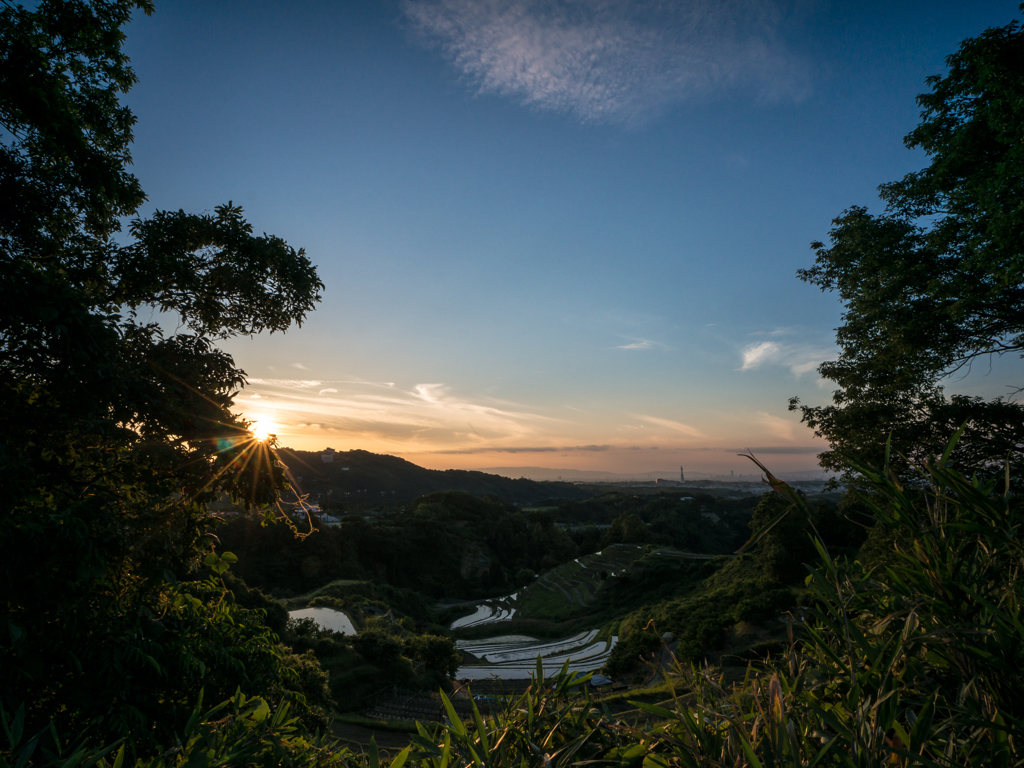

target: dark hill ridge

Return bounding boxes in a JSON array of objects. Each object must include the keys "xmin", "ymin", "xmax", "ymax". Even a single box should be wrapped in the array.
[{"xmin": 277, "ymin": 448, "xmax": 592, "ymax": 505}]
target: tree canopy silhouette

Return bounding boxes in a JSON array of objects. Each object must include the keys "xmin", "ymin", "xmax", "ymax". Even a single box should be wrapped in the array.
[
  {"xmin": 0, "ymin": 0, "xmax": 323, "ymax": 745},
  {"xmin": 792, "ymin": 10, "xmax": 1024, "ymax": 482}
]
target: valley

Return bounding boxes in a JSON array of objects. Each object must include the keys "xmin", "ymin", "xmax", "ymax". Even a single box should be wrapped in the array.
[{"xmin": 231, "ymin": 472, "xmax": 857, "ymax": 747}]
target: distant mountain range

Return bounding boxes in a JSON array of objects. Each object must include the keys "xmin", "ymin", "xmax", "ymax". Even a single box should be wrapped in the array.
[
  {"xmin": 476, "ymin": 466, "xmax": 835, "ymax": 483},
  {"xmin": 276, "ymin": 449, "xmax": 594, "ymax": 506}
]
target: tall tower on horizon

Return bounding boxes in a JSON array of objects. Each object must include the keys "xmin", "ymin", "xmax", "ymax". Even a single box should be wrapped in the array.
[{"xmin": 680, "ymin": 466, "xmax": 685, "ymax": 483}]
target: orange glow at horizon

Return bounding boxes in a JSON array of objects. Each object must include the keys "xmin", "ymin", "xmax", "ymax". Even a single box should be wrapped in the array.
[{"xmin": 231, "ymin": 382, "xmax": 828, "ymax": 474}]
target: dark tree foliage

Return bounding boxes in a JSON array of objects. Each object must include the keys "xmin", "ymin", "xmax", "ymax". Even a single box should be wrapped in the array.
[
  {"xmin": 404, "ymin": 634, "xmax": 461, "ymax": 679},
  {"xmin": 746, "ymin": 491, "xmax": 866, "ymax": 585},
  {"xmin": 606, "ymin": 513, "xmax": 651, "ymax": 544},
  {"xmin": 556, "ymin": 491, "xmax": 758, "ymax": 553},
  {"xmin": 793, "ymin": 10, "xmax": 1024, "ymax": 483},
  {"xmin": 219, "ymin": 491, "xmax": 583, "ymax": 598},
  {"xmin": 749, "ymin": 493, "xmax": 814, "ymax": 585},
  {"xmin": 0, "ymin": 0, "xmax": 322, "ymax": 747}
]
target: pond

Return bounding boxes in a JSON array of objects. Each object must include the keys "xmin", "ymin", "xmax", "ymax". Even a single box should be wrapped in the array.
[{"xmin": 288, "ymin": 607, "xmax": 358, "ymax": 635}]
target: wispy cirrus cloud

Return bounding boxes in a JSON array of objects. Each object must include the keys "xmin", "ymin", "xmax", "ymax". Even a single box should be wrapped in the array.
[
  {"xmin": 413, "ymin": 383, "xmax": 447, "ymax": 404},
  {"xmin": 740, "ymin": 341, "xmax": 782, "ymax": 369},
  {"xmin": 757, "ymin": 410, "xmax": 798, "ymax": 442},
  {"xmin": 403, "ymin": 0, "xmax": 811, "ymax": 125},
  {"xmin": 738, "ymin": 338, "xmax": 833, "ymax": 377}
]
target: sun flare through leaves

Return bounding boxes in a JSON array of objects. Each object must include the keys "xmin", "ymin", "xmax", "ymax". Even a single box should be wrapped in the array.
[{"xmin": 249, "ymin": 418, "xmax": 277, "ymax": 442}]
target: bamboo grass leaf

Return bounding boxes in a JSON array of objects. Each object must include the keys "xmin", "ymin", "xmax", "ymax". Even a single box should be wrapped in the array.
[
  {"xmin": 470, "ymin": 697, "xmax": 490, "ymax": 757},
  {"xmin": 630, "ymin": 702, "xmax": 676, "ymax": 720},
  {"xmin": 388, "ymin": 745, "xmax": 412, "ymax": 768},
  {"xmin": 737, "ymin": 730, "xmax": 766, "ymax": 768},
  {"xmin": 440, "ymin": 691, "xmax": 467, "ymax": 738},
  {"xmin": 938, "ymin": 422, "xmax": 968, "ymax": 468}
]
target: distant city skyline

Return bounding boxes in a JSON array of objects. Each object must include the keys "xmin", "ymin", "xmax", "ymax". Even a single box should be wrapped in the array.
[
  {"xmin": 123, "ymin": 1, "xmax": 1024, "ymax": 474},
  {"xmin": 472, "ymin": 465, "xmax": 832, "ymax": 483}
]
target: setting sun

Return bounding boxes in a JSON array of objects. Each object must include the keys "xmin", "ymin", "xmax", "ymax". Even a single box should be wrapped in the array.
[{"xmin": 250, "ymin": 418, "xmax": 277, "ymax": 442}]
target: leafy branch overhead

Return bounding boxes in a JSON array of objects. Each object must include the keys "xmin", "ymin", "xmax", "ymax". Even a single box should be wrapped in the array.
[{"xmin": 120, "ymin": 202, "xmax": 323, "ymax": 339}]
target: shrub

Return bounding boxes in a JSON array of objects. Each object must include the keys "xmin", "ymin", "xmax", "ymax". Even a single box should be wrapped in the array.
[
  {"xmin": 351, "ymin": 630, "xmax": 404, "ymax": 670},
  {"xmin": 404, "ymin": 635, "xmax": 461, "ymax": 679}
]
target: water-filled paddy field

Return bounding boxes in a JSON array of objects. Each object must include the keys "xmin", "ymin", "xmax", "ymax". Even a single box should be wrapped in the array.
[{"xmin": 288, "ymin": 606, "xmax": 358, "ymax": 635}]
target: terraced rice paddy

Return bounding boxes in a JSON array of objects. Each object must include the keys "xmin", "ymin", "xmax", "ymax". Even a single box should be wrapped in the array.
[
  {"xmin": 446, "ymin": 544, "xmax": 710, "ymax": 679},
  {"xmin": 521, "ymin": 543, "xmax": 651, "ymax": 616},
  {"xmin": 455, "ymin": 631, "xmax": 618, "ymax": 680},
  {"xmin": 450, "ymin": 592, "xmax": 519, "ymax": 629},
  {"xmin": 445, "ymin": 545, "xmax": 656, "ymax": 679}
]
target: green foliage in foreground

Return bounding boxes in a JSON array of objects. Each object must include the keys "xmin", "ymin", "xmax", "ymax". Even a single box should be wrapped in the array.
[{"xmin": 7, "ymin": 442, "xmax": 1022, "ymax": 766}]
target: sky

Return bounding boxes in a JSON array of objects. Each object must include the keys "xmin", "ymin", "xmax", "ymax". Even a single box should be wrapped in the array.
[{"xmin": 123, "ymin": 0, "xmax": 1023, "ymax": 476}]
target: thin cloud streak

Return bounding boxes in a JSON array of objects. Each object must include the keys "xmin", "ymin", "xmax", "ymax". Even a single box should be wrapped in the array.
[
  {"xmin": 248, "ymin": 378, "xmax": 395, "ymax": 388},
  {"xmin": 726, "ymin": 445, "xmax": 821, "ymax": 454},
  {"xmin": 614, "ymin": 338, "xmax": 667, "ymax": 350},
  {"xmin": 404, "ymin": 0, "xmax": 811, "ymax": 125},
  {"xmin": 634, "ymin": 414, "xmax": 704, "ymax": 438},
  {"xmin": 247, "ymin": 378, "xmax": 324, "ymax": 388},
  {"xmin": 616, "ymin": 341, "xmax": 655, "ymax": 350},
  {"xmin": 434, "ymin": 444, "xmax": 611, "ymax": 455}
]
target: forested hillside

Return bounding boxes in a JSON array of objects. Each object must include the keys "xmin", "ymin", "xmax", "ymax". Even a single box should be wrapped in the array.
[
  {"xmin": 217, "ymin": 489, "xmax": 765, "ymax": 598},
  {"xmin": 278, "ymin": 449, "xmax": 592, "ymax": 506},
  {"xmin": 221, "ymin": 491, "xmax": 576, "ymax": 598}
]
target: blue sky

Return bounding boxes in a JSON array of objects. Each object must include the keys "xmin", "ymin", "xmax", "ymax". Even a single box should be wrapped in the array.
[{"xmin": 123, "ymin": 0, "xmax": 1023, "ymax": 474}]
